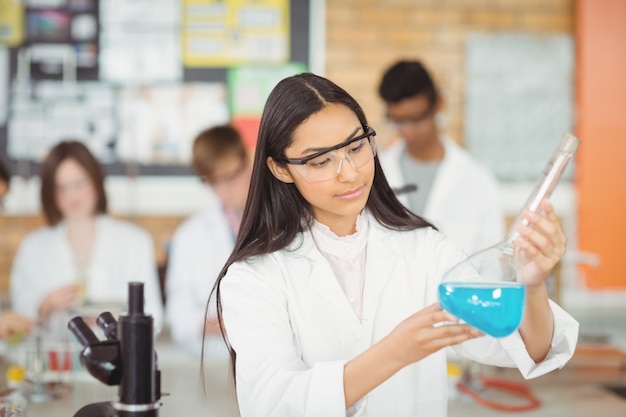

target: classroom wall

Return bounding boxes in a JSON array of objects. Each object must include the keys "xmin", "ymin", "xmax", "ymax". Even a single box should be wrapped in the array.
[
  {"xmin": 321, "ymin": 0, "xmax": 626, "ymax": 305},
  {"xmin": 4, "ymin": 1, "xmax": 623, "ymax": 306},
  {"xmin": 324, "ymin": 0, "xmax": 573, "ymax": 149}
]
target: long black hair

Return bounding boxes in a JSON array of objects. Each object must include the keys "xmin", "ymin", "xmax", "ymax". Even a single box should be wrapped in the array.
[{"xmin": 203, "ymin": 72, "xmax": 434, "ymax": 386}]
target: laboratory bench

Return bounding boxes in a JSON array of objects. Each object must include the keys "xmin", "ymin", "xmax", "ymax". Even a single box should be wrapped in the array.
[{"xmin": 14, "ymin": 330, "xmax": 238, "ymax": 417}]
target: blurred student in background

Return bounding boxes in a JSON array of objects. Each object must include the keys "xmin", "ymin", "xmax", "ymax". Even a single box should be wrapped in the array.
[
  {"xmin": 0, "ymin": 158, "xmax": 10, "ymax": 208},
  {"xmin": 0, "ymin": 158, "xmax": 34, "ymax": 340},
  {"xmin": 166, "ymin": 125, "xmax": 251, "ymax": 357},
  {"xmin": 378, "ymin": 60, "xmax": 504, "ymax": 254},
  {"xmin": 9, "ymin": 141, "xmax": 163, "ymax": 332}
]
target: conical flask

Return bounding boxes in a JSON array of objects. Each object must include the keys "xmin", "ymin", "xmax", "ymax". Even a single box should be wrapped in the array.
[{"xmin": 438, "ymin": 132, "xmax": 580, "ymax": 338}]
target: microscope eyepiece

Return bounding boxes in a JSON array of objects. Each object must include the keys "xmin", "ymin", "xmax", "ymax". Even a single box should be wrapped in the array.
[
  {"xmin": 97, "ymin": 312, "xmax": 118, "ymax": 341},
  {"xmin": 68, "ymin": 316, "xmax": 99, "ymax": 347}
]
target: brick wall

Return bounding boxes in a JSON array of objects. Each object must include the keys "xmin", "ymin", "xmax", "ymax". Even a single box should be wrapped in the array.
[
  {"xmin": 325, "ymin": 0, "xmax": 574, "ymax": 148},
  {"xmin": 0, "ymin": 215, "xmax": 184, "ymax": 294},
  {"xmin": 0, "ymin": 216, "xmax": 46, "ymax": 294}
]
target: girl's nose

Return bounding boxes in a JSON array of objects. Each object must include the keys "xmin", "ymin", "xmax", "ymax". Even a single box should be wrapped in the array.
[{"xmin": 336, "ymin": 154, "xmax": 358, "ymax": 180}]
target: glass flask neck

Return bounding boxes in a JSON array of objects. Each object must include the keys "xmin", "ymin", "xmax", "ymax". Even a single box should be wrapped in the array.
[{"xmin": 504, "ymin": 132, "xmax": 580, "ymax": 245}]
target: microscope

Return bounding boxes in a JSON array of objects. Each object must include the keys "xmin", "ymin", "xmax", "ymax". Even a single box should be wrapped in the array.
[{"xmin": 67, "ymin": 282, "xmax": 162, "ymax": 417}]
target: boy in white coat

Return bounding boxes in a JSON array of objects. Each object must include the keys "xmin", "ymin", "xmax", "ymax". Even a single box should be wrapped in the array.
[
  {"xmin": 165, "ymin": 125, "xmax": 251, "ymax": 357},
  {"xmin": 10, "ymin": 141, "xmax": 163, "ymax": 334},
  {"xmin": 378, "ymin": 60, "xmax": 504, "ymax": 254}
]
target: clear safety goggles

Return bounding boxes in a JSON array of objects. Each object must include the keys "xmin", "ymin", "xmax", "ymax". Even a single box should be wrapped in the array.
[{"xmin": 276, "ymin": 126, "xmax": 377, "ymax": 183}]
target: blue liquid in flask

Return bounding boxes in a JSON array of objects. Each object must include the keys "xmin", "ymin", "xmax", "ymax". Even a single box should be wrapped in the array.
[{"xmin": 438, "ymin": 282, "xmax": 526, "ymax": 338}]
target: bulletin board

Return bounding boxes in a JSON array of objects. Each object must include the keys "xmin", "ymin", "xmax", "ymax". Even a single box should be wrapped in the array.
[{"xmin": 0, "ymin": 0, "xmax": 312, "ymax": 177}]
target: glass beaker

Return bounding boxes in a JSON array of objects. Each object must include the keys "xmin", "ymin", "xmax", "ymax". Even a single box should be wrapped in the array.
[{"xmin": 438, "ymin": 132, "xmax": 580, "ymax": 338}]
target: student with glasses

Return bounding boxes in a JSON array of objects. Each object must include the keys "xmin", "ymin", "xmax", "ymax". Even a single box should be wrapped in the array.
[
  {"xmin": 378, "ymin": 60, "xmax": 504, "ymax": 255},
  {"xmin": 212, "ymin": 73, "xmax": 578, "ymax": 417},
  {"xmin": 165, "ymin": 124, "xmax": 251, "ymax": 357},
  {"xmin": 9, "ymin": 141, "xmax": 163, "ymax": 332}
]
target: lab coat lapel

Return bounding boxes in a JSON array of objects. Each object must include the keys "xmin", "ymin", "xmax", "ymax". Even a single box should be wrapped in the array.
[
  {"xmin": 298, "ymin": 232, "xmax": 360, "ymax": 322},
  {"xmin": 362, "ymin": 219, "xmax": 398, "ymax": 321}
]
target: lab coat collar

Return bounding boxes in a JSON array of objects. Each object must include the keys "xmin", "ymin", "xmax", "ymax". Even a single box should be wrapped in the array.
[
  {"xmin": 53, "ymin": 215, "xmax": 107, "ymax": 275},
  {"xmin": 284, "ymin": 211, "xmax": 399, "ymax": 323},
  {"xmin": 362, "ymin": 215, "xmax": 400, "ymax": 322}
]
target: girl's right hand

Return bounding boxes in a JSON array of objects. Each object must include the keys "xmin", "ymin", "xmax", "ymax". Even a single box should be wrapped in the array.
[
  {"xmin": 385, "ymin": 303, "xmax": 482, "ymax": 367},
  {"xmin": 37, "ymin": 283, "xmax": 81, "ymax": 320},
  {"xmin": 343, "ymin": 302, "xmax": 483, "ymax": 408}
]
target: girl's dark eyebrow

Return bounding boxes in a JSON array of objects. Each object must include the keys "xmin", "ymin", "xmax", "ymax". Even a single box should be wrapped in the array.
[{"xmin": 299, "ymin": 126, "xmax": 362, "ymax": 156}]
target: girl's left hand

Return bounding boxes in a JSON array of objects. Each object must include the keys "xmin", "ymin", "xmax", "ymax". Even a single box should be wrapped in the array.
[{"xmin": 514, "ymin": 199, "xmax": 567, "ymax": 287}]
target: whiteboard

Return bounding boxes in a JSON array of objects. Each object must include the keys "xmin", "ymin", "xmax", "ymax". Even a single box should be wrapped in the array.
[{"xmin": 464, "ymin": 33, "xmax": 575, "ymax": 181}]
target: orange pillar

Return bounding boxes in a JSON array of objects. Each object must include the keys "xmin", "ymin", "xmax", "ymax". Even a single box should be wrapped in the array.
[{"xmin": 576, "ymin": 0, "xmax": 626, "ymax": 288}]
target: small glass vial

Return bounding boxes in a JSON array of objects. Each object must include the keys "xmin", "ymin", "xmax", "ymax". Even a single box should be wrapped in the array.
[{"xmin": 3, "ymin": 365, "xmax": 28, "ymax": 416}]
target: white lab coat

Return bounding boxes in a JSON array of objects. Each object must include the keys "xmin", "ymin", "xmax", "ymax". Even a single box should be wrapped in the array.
[
  {"xmin": 10, "ymin": 215, "xmax": 163, "ymax": 332},
  {"xmin": 221, "ymin": 212, "xmax": 579, "ymax": 417},
  {"xmin": 165, "ymin": 201, "xmax": 233, "ymax": 357},
  {"xmin": 380, "ymin": 137, "xmax": 505, "ymax": 254}
]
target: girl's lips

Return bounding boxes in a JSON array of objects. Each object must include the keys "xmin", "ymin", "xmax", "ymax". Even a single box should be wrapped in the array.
[{"xmin": 336, "ymin": 186, "xmax": 364, "ymax": 200}]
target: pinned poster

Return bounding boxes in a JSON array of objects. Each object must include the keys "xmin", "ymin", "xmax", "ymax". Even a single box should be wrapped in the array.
[
  {"xmin": 228, "ymin": 62, "xmax": 306, "ymax": 147},
  {"xmin": 0, "ymin": 0, "xmax": 24, "ymax": 46},
  {"xmin": 100, "ymin": 0, "xmax": 181, "ymax": 82},
  {"xmin": 227, "ymin": 62, "xmax": 306, "ymax": 116},
  {"xmin": 116, "ymin": 83, "xmax": 229, "ymax": 164},
  {"xmin": 183, "ymin": 0, "xmax": 290, "ymax": 67},
  {"xmin": 231, "ymin": 117, "xmax": 262, "ymax": 150},
  {"xmin": 7, "ymin": 82, "xmax": 117, "ymax": 162}
]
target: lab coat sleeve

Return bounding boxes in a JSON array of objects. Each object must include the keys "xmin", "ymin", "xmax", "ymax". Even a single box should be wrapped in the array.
[
  {"xmin": 221, "ymin": 261, "xmax": 348, "ymax": 417},
  {"xmin": 165, "ymin": 230, "xmax": 207, "ymax": 355},
  {"xmin": 454, "ymin": 300, "xmax": 579, "ymax": 379}
]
